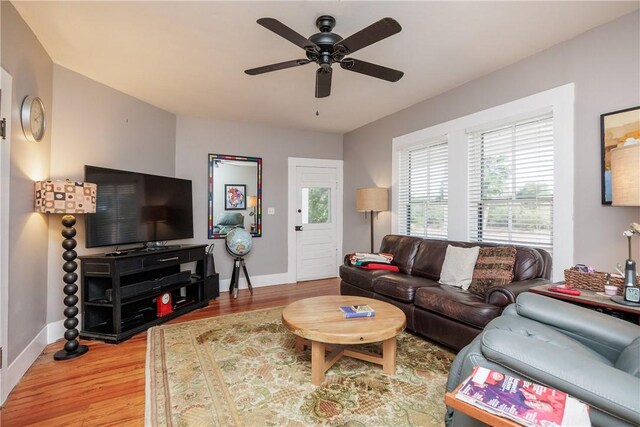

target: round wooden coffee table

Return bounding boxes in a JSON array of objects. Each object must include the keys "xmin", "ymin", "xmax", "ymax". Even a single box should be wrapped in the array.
[{"xmin": 282, "ymin": 295, "xmax": 406, "ymax": 386}]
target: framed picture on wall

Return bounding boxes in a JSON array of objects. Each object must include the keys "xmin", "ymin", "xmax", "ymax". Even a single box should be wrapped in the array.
[
  {"xmin": 225, "ymin": 184, "xmax": 246, "ymax": 210},
  {"xmin": 601, "ymin": 106, "xmax": 640, "ymax": 205}
]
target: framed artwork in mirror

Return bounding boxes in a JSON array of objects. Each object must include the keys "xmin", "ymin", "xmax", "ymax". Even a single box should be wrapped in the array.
[
  {"xmin": 208, "ymin": 154, "xmax": 262, "ymax": 239},
  {"xmin": 601, "ymin": 106, "xmax": 640, "ymax": 205},
  {"xmin": 225, "ymin": 184, "xmax": 246, "ymax": 210}
]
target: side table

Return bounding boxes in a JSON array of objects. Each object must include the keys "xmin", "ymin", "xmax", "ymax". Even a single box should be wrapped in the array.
[
  {"xmin": 529, "ymin": 282, "xmax": 640, "ymax": 324},
  {"xmin": 444, "ymin": 385, "xmax": 521, "ymax": 427}
]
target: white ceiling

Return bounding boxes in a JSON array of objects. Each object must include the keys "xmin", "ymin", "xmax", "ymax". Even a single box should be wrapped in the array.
[{"xmin": 12, "ymin": 1, "xmax": 638, "ymax": 134}]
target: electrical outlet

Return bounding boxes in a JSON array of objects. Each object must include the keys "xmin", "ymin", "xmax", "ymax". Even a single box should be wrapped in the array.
[{"xmin": 267, "ymin": 207, "xmax": 275, "ymax": 215}]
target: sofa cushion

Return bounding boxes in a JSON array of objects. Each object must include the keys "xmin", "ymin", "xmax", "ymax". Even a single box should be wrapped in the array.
[
  {"xmin": 338, "ymin": 265, "xmax": 389, "ymax": 292},
  {"xmin": 411, "ymin": 239, "xmax": 458, "ymax": 280},
  {"xmin": 373, "ymin": 274, "xmax": 438, "ymax": 303},
  {"xmin": 414, "ymin": 286, "xmax": 501, "ymax": 328},
  {"xmin": 410, "ymin": 239, "xmax": 546, "ymax": 282},
  {"xmin": 469, "ymin": 246, "xmax": 517, "ymax": 295},
  {"xmin": 379, "ymin": 235, "xmax": 422, "ymax": 274},
  {"xmin": 616, "ymin": 336, "xmax": 640, "ymax": 378},
  {"xmin": 439, "ymin": 245, "xmax": 480, "ymax": 289},
  {"xmin": 217, "ymin": 212, "xmax": 244, "ymax": 226}
]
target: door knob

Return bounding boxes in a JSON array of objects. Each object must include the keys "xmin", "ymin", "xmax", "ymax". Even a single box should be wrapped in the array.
[{"xmin": 295, "ymin": 226, "xmax": 303, "ymax": 231}]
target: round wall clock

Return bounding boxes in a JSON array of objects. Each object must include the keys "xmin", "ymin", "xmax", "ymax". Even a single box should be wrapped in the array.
[{"xmin": 20, "ymin": 95, "xmax": 46, "ymax": 142}]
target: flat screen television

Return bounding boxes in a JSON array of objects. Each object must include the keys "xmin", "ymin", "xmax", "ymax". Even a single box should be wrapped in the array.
[{"xmin": 84, "ymin": 165, "xmax": 194, "ymax": 248}]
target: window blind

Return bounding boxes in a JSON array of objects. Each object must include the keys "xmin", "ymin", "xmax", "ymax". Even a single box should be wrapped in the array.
[
  {"xmin": 468, "ymin": 112, "xmax": 554, "ymax": 252},
  {"xmin": 397, "ymin": 135, "xmax": 448, "ymax": 239}
]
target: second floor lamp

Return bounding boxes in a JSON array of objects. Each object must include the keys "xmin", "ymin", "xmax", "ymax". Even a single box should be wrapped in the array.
[{"xmin": 356, "ymin": 187, "xmax": 388, "ymax": 253}]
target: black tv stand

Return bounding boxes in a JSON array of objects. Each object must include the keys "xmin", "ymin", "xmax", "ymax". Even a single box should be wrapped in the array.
[
  {"xmin": 104, "ymin": 245, "xmax": 184, "ymax": 256},
  {"xmin": 79, "ymin": 244, "xmax": 219, "ymax": 343},
  {"xmin": 144, "ymin": 241, "xmax": 181, "ymax": 250}
]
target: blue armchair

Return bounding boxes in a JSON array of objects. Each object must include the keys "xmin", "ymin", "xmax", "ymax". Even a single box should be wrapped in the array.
[{"xmin": 446, "ymin": 292, "xmax": 640, "ymax": 427}]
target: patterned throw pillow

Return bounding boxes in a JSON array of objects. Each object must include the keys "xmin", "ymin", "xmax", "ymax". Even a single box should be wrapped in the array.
[{"xmin": 468, "ymin": 246, "xmax": 517, "ymax": 296}]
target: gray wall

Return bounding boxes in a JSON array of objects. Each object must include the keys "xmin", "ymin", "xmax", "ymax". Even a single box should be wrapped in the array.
[
  {"xmin": 343, "ymin": 11, "xmax": 640, "ymax": 272},
  {"xmin": 46, "ymin": 65, "xmax": 177, "ymax": 323},
  {"xmin": 176, "ymin": 116, "xmax": 342, "ymax": 281},
  {"xmin": 1, "ymin": 2, "xmax": 177, "ymax": 363},
  {"xmin": 1, "ymin": 2, "xmax": 53, "ymax": 364}
]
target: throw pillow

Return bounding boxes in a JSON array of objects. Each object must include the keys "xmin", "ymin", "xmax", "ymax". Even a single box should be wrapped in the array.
[
  {"xmin": 469, "ymin": 246, "xmax": 517, "ymax": 295},
  {"xmin": 438, "ymin": 245, "xmax": 481, "ymax": 289}
]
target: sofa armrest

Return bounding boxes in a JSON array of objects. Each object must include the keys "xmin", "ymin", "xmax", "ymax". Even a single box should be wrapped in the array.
[
  {"xmin": 514, "ymin": 292, "xmax": 640, "ymax": 358},
  {"xmin": 484, "ymin": 278, "xmax": 550, "ymax": 308},
  {"xmin": 481, "ymin": 329, "xmax": 640, "ymax": 425}
]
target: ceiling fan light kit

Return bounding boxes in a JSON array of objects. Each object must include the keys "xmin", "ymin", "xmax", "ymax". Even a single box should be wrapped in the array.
[{"xmin": 245, "ymin": 15, "xmax": 404, "ymax": 98}]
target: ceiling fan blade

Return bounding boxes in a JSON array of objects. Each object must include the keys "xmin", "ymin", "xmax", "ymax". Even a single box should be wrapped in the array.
[
  {"xmin": 245, "ymin": 59, "xmax": 310, "ymax": 75},
  {"xmin": 315, "ymin": 67, "xmax": 332, "ymax": 98},
  {"xmin": 257, "ymin": 18, "xmax": 319, "ymax": 52},
  {"xmin": 340, "ymin": 58, "xmax": 403, "ymax": 82},
  {"xmin": 334, "ymin": 17, "xmax": 401, "ymax": 55}
]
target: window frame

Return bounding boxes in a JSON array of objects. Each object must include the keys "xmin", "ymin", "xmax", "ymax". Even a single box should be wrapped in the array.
[
  {"xmin": 392, "ymin": 84, "xmax": 574, "ymax": 281},
  {"xmin": 467, "ymin": 112, "xmax": 555, "ymax": 252},
  {"xmin": 396, "ymin": 135, "xmax": 449, "ymax": 239}
]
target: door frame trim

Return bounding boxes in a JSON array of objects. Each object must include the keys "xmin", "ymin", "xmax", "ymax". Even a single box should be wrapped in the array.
[
  {"xmin": 1, "ymin": 68, "xmax": 12, "ymax": 405},
  {"xmin": 287, "ymin": 158, "xmax": 343, "ymax": 282}
]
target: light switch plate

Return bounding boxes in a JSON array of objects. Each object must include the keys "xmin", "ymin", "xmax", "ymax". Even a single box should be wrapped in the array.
[{"xmin": 267, "ymin": 207, "xmax": 275, "ymax": 215}]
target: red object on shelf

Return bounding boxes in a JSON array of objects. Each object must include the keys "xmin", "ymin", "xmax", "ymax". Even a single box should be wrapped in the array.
[
  {"xmin": 548, "ymin": 286, "xmax": 581, "ymax": 296},
  {"xmin": 157, "ymin": 292, "xmax": 173, "ymax": 317}
]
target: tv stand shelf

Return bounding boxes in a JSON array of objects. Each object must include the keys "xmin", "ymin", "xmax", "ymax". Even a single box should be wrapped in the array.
[{"xmin": 80, "ymin": 244, "xmax": 219, "ymax": 343}]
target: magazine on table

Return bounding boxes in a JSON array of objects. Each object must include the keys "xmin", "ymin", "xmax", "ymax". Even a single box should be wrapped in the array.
[
  {"xmin": 339, "ymin": 304, "xmax": 376, "ymax": 318},
  {"xmin": 455, "ymin": 366, "xmax": 590, "ymax": 427}
]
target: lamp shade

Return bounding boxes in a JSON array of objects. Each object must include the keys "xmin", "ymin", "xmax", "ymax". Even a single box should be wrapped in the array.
[
  {"xmin": 611, "ymin": 144, "xmax": 640, "ymax": 206},
  {"xmin": 356, "ymin": 187, "xmax": 388, "ymax": 212},
  {"xmin": 34, "ymin": 180, "xmax": 97, "ymax": 214},
  {"xmin": 247, "ymin": 195, "xmax": 257, "ymax": 208}
]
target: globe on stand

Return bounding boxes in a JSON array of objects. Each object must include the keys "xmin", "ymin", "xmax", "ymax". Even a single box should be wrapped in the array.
[{"xmin": 225, "ymin": 228, "xmax": 254, "ymax": 298}]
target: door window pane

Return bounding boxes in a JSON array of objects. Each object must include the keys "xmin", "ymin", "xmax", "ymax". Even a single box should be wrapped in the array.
[{"xmin": 301, "ymin": 187, "xmax": 331, "ymax": 224}]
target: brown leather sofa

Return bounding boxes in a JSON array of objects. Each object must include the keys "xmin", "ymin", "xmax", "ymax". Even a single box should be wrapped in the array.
[{"xmin": 339, "ymin": 235, "xmax": 552, "ymax": 351}]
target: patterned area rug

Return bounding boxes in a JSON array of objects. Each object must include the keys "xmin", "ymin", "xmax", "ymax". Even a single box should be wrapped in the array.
[{"xmin": 145, "ymin": 307, "xmax": 455, "ymax": 426}]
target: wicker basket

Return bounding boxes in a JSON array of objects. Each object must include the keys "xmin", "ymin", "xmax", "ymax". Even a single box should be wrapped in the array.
[{"xmin": 563, "ymin": 269, "xmax": 632, "ymax": 294}]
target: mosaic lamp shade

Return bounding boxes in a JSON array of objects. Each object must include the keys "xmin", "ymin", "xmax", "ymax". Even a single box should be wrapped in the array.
[
  {"xmin": 34, "ymin": 179, "xmax": 97, "ymax": 361},
  {"xmin": 34, "ymin": 180, "xmax": 97, "ymax": 214}
]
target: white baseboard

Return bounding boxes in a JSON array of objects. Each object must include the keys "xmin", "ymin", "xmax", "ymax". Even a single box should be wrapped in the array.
[
  {"xmin": 5, "ymin": 324, "xmax": 48, "ymax": 404},
  {"xmin": 218, "ymin": 272, "xmax": 295, "ymax": 292},
  {"xmin": 3, "ymin": 319, "xmax": 73, "ymax": 404},
  {"xmin": 47, "ymin": 319, "xmax": 66, "ymax": 344}
]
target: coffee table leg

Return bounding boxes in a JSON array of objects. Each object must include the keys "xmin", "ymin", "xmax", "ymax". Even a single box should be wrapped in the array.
[
  {"xmin": 295, "ymin": 336, "xmax": 305, "ymax": 352},
  {"xmin": 382, "ymin": 337, "xmax": 397, "ymax": 375},
  {"xmin": 311, "ymin": 340, "xmax": 325, "ymax": 386}
]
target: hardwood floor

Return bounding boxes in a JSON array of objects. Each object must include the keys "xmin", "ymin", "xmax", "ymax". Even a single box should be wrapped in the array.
[{"xmin": 0, "ymin": 279, "xmax": 340, "ymax": 427}]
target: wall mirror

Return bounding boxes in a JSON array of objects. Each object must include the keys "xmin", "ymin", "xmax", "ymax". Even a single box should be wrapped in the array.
[{"xmin": 208, "ymin": 154, "xmax": 262, "ymax": 239}]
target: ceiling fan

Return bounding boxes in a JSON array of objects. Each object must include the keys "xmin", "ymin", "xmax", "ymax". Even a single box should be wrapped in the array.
[{"xmin": 245, "ymin": 15, "xmax": 404, "ymax": 98}]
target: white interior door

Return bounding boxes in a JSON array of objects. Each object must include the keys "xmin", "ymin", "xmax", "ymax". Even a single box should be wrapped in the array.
[
  {"xmin": 295, "ymin": 166, "xmax": 338, "ymax": 281},
  {"xmin": 0, "ymin": 68, "xmax": 12, "ymax": 405}
]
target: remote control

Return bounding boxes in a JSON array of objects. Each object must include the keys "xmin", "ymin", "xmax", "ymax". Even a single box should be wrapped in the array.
[{"xmin": 549, "ymin": 286, "xmax": 581, "ymax": 296}]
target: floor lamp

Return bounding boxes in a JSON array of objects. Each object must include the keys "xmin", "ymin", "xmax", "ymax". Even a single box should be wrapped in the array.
[
  {"xmin": 35, "ymin": 179, "xmax": 97, "ymax": 360},
  {"xmin": 356, "ymin": 187, "xmax": 388, "ymax": 253},
  {"xmin": 247, "ymin": 195, "xmax": 257, "ymax": 233}
]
